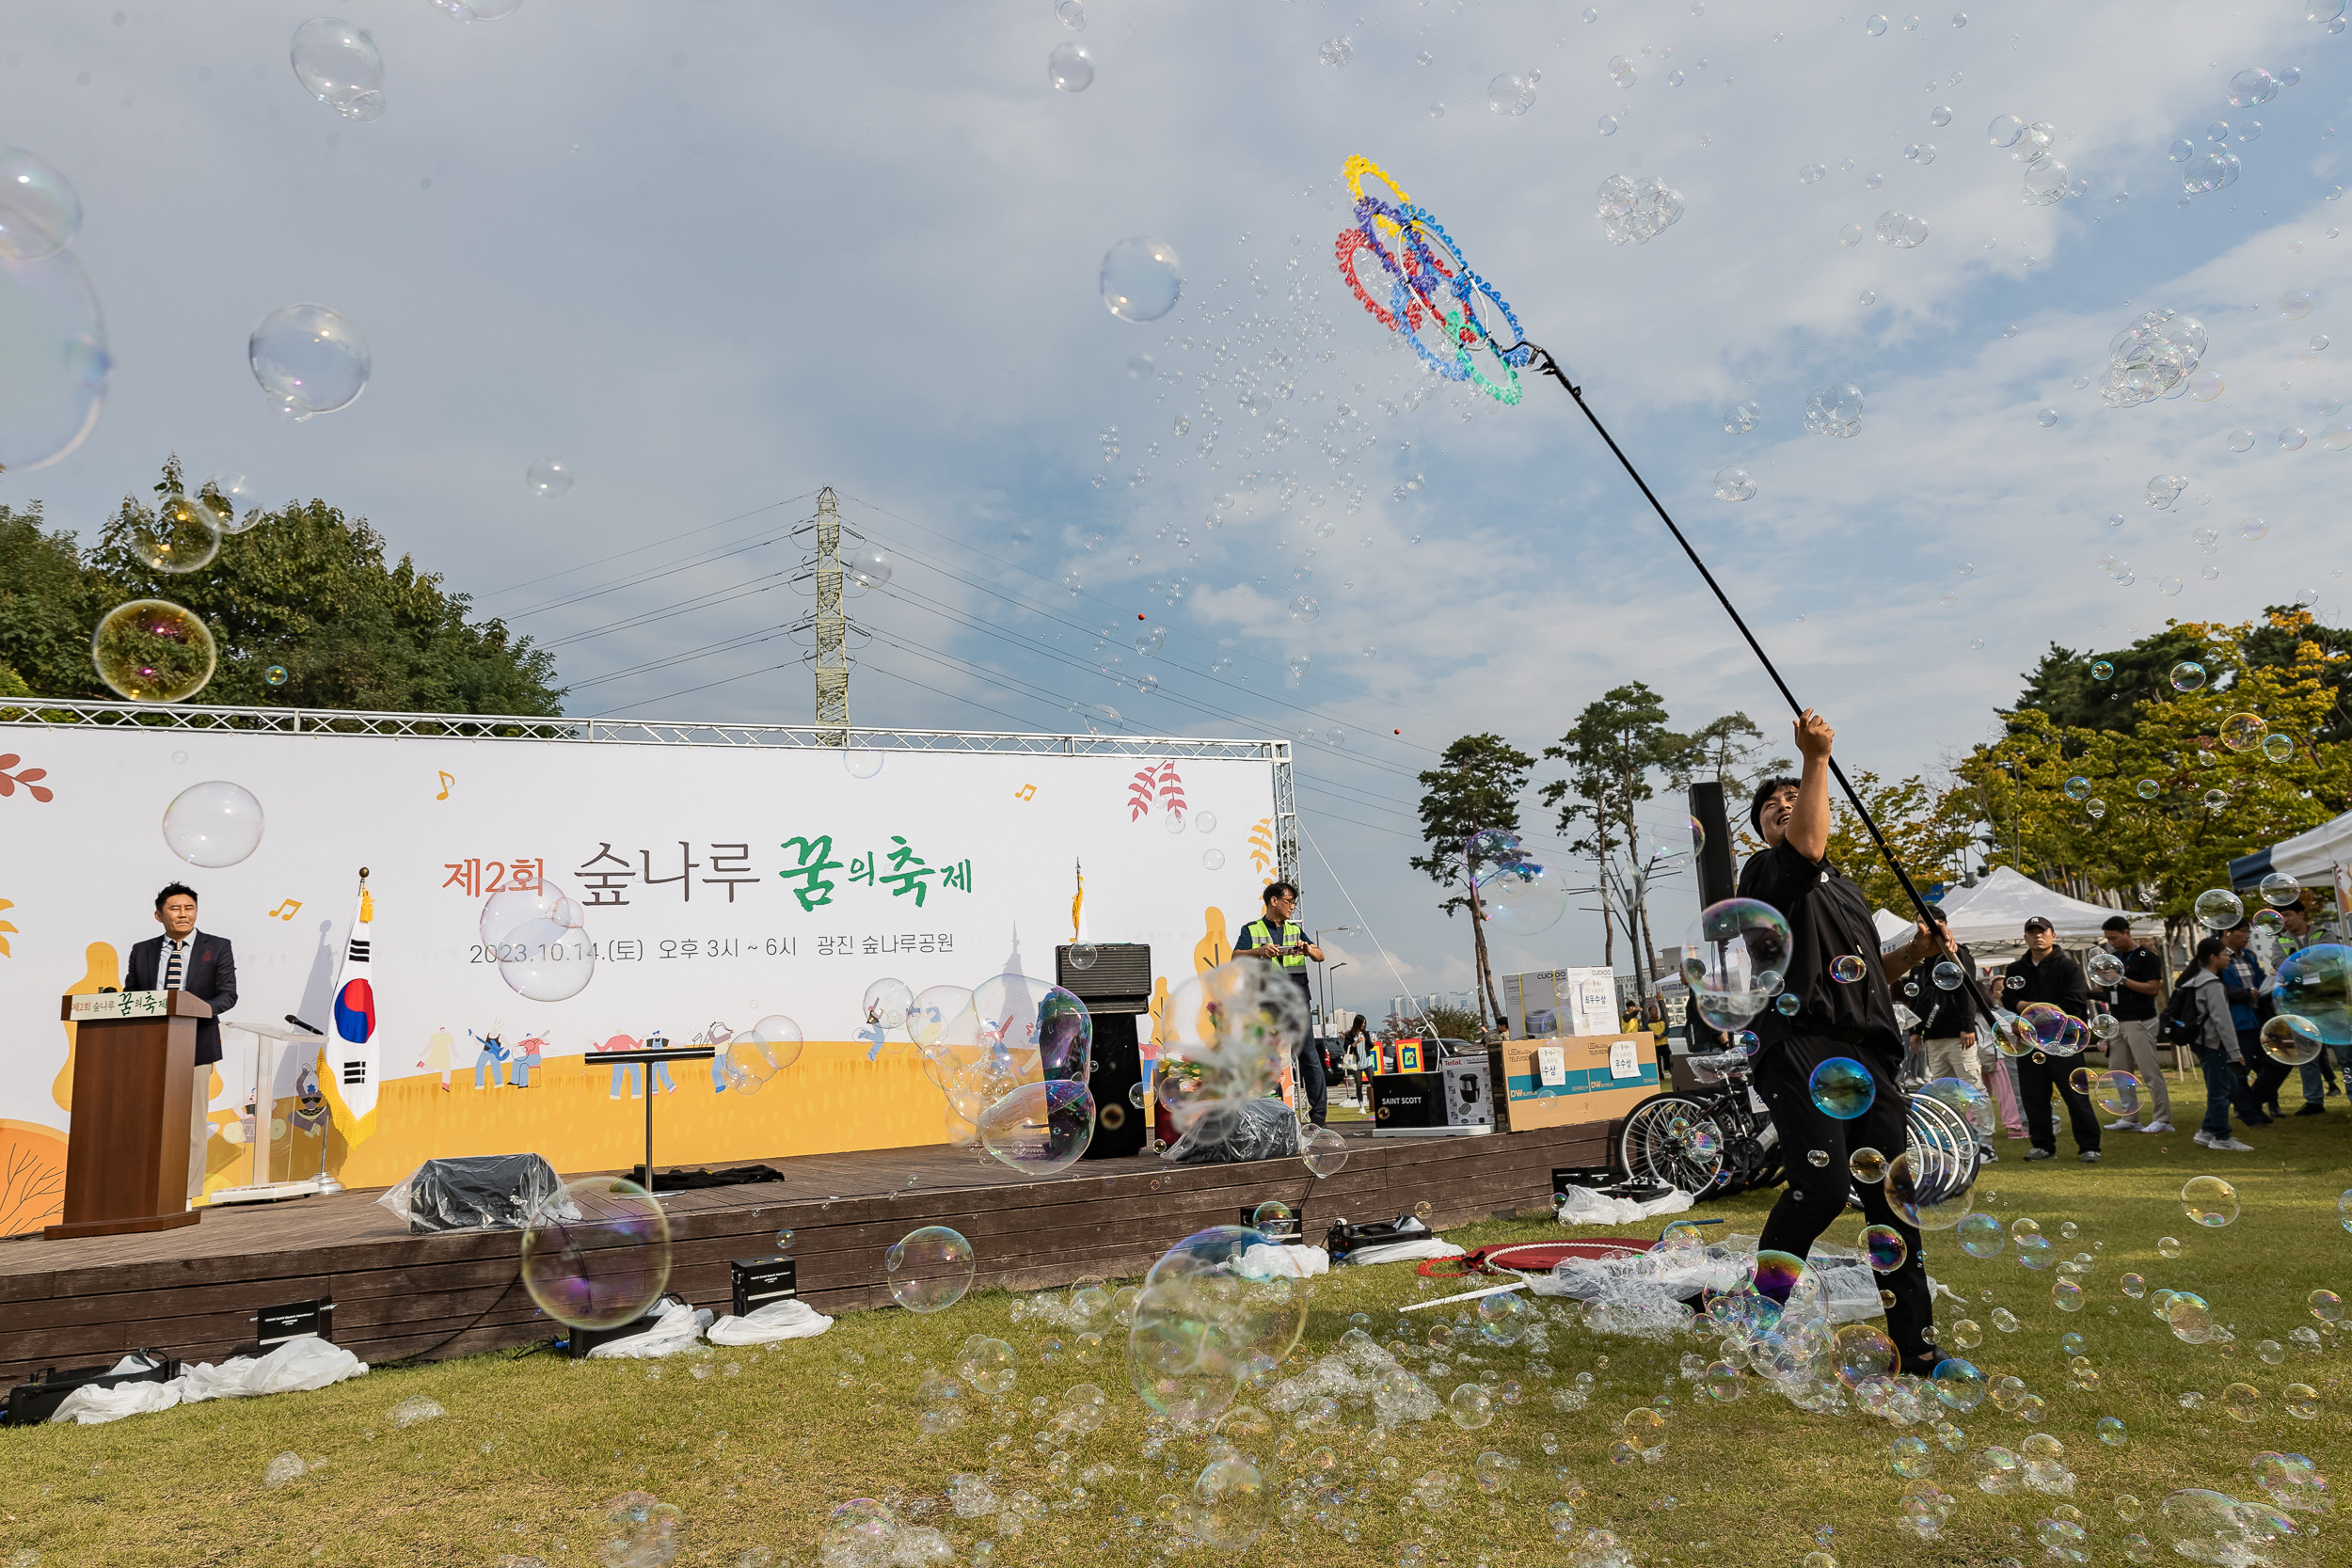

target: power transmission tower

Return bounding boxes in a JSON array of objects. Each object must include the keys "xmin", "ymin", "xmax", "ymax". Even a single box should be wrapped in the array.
[{"xmin": 787, "ymin": 487, "xmax": 882, "ymax": 745}]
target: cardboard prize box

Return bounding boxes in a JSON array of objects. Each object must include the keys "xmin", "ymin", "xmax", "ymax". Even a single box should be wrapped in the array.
[{"xmin": 1493, "ymin": 1033, "xmax": 1660, "ymax": 1132}]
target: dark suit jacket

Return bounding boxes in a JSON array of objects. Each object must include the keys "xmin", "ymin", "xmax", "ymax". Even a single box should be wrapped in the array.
[{"xmin": 125, "ymin": 930, "xmax": 237, "ymax": 1065}]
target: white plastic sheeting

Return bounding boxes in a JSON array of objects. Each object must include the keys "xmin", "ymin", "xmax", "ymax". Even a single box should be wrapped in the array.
[
  {"xmin": 49, "ymin": 1337, "xmax": 367, "ymax": 1425},
  {"xmin": 582, "ymin": 1300, "xmax": 713, "ymax": 1359},
  {"xmin": 706, "ymin": 1297, "xmax": 834, "ymax": 1346}
]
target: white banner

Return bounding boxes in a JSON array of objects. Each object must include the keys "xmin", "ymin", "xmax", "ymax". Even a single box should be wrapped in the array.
[{"xmin": 0, "ymin": 722, "xmax": 1281, "ymax": 1207}]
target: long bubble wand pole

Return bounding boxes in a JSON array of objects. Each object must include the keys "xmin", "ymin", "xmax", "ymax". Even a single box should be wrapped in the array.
[{"xmin": 1497, "ymin": 338, "xmax": 1994, "ymax": 1022}]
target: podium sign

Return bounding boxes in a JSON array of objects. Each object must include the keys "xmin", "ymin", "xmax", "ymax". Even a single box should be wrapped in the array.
[{"xmin": 46, "ymin": 990, "xmax": 212, "ymax": 1239}]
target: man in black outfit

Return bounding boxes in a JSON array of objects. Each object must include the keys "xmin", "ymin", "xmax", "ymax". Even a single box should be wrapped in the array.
[
  {"xmin": 1737, "ymin": 710, "xmax": 1947, "ymax": 1377},
  {"xmin": 2000, "ymin": 916, "xmax": 2102, "ymax": 1163},
  {"xmin": 124, "ymin": 881, "xmax": 239, "ymax": 1203}
]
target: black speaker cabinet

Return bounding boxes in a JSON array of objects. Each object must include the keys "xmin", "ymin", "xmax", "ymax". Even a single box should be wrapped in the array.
[{"xmin": 1083, "ymin": 1012, "xmax": 1145, "ymax": 1158}]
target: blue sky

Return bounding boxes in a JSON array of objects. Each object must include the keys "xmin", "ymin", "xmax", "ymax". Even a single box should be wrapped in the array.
[{"xmin": 7, "ymin": 0, "xmax": 2349, "ymax": 1014}]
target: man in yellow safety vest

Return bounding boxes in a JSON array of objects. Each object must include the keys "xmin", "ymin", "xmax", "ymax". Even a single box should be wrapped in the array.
[{"xmin": 1238, "ymin": 881, "xmax": 1327, "ymax": 1125}]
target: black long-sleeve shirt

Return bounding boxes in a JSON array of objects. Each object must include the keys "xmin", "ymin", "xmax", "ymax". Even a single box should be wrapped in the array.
[
  {"xmin": 1902, "ymin": 942, "xmax": 1979, "ymax": 1037},
  {"xmin": 2000, "ymin": 948, "xmax": 2090, "ymax": 1016}
]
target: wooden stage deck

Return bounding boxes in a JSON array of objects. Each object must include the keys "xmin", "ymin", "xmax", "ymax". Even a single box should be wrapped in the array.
[{"xmin": 0, "ymin": 1117, "xmax": 1612, "ymax": 1386}]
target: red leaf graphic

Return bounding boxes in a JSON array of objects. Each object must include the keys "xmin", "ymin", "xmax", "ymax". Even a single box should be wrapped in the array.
[
  {"xmin": 13, "ymin": 768, "xmax": 41, "ymax": 784},
  {"xmin": 27, "ymin": 785, "xmax": 53, "ymax": 803}
]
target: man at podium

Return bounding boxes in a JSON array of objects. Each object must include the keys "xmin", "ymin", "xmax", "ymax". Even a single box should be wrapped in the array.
[{"xmin": 124, "ymin": 883, "xmax": 239, "ymax": 1201}]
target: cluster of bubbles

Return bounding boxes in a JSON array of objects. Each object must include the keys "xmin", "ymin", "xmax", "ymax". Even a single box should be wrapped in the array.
[
  {"xmin": 290, "ymin": 19, "xmax": 386, "ymax": 121},
  {"xmin": 1804, "ymin": 384, "xmax": 1866, "ymax": 438},
  {"xmin": 479, "ymin": 873, "xmax": 600, "ymax": 1004},
  {"xmin": 2101, "ymin": 309, "xmax": 2208, "ymax": 408},
  {"xmin": 891, "ymin": 974, "xmax": 1102, "ymax": 1175},
  {"xmin": 1873, "ymin": 211, "xmax": 1930, "ymax": 249},
  {"xmin": 1596, "ymin": 175, "xmax": 1684, "ymax": 246}
]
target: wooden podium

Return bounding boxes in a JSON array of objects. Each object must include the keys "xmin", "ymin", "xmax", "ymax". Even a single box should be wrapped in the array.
[{"xmin": 46, "ymin": 990, "xmax": 212, "ymax": 1239}]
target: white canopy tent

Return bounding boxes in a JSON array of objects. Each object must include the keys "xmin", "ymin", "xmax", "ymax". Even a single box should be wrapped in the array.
[
  {"xmin": 1924, "ymin": 866, "xmax": 2160, "ymax": 956},
  {"xmin": 2232, "ymin": 807, "xmax": 2352, "ymax": 891}
]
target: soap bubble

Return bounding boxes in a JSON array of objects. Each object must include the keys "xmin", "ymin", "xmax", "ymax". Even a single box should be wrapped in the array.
[
  {"xmin": 2022, "ymin": 156, "xmax": 2071, "ymax": 205},
  {"xmin": 1487, "ymin": 72, "xmax": 1537, "ymax": 116},
  {"xmin": 161, "ymin": 780, "xmax": 265, "ymax": 867},
  {"xmin": 1809, "ymin": 1057, "xmax": 1875, "ymax": 1119},
  {"xmin": 1859, "ymin": 1224, "xmax": 1908, "ymax": 1272},
  {"xmin": 1956, "ymin": 1212, "xmax": 2005, "ymax": 1259},
  {"xmin": 201, "ymin": 473, "xmax": 267, "ymax": 533},
  {"xmin": 1804, "ymin": 383, "xmax": 1866, "ymax": 437},
  {"xmin": 133, "ymin": 492, "xmax": 225, "ymax": 575},
  {"xmin": 978, "ymin": 1079, "xmax": 1095, "ymax": 1175},
  {"xmin": 1832, "ymin": 1323, "xmax": 1898, "ymax": 1386},
  {"xmin": 1884, "ymin": 1148, "xmax": 1973, "ymax": 1229},
  {"xmin": 2260, "ymin": 872, "xmax": 2303, "ymax": 908},
  {"xmin": 885, "ymin": 1226, "xmax": 976, "ymax": 1313},
  {"xmin": 1047, "ymin": 40, "xmax": 1093, "ymax": 90},
  {"xmin": 1682, "ymin": 897, "xmax": 1796, "ymax": 1031},
  {"xmin": 2104, "ymin": 313, "xmax": 2207, "ymax": 408},
  {"xmin": 2069, "ymin": 1068, "xmax": 2140, "ymax": 1117},
  {"xmin": 520, "ymin": 1176, "xmax": 672, "ymax": 1329},
  {"xmin": 2182, "ymin": 1175, "xmax": 2240, "ymax": 1227},
  {"xmin": 1158, "ymin": 960, "xmax": 1303, "ymax": 1140},
  {"xmin": 1192, "ymin": 1453, "xmax": 1273, "ymax": 1551},
  {"xmin": 2193, "ymin": 889, "xmax": 2245, "ymax": 930},
  {"xmin": 262, "ymin": 663, "xmax": 288, "ymax": 687},
  {"xmin": 1850, "ymin": 1147, "xmax": 1889, "ymax": 1184},
  {"xmin": 1128, "ymin": 1226, "xmax": 1308, "ymax": 1421},
  {"xmin": 1831, "ymin": 954, "xmax": 1867, "ymax": 983},
  {"xmin": 2183, "ymin": 150, "xmax": 2242, "ymax": 194},
  {"xmin": 2260, "ymin": 1014, "xmax": 2324, "ymax": 1066},
  {"xmin": 93, "ymin": 600, "xmax": 215, "ymax": 703},
  {"xmin": 1477, "ymin": 1291, "xmax": 1532, "ymax": 1346},
  {"xmin": 2169, "ymin": 660, "xmax": 2207, "ymax": 691},
  {"xmin": 2228, "ymin": 67, "xmax": 2280, "ymax": 106},
  {"xmin": 248, "ymin": 304, "xmax": 370, "ymax": 419},
  {"xmin": 863, "ymin": 977, "xmax": 914, "ymax": 1030},
  {"xmin": 907, "ymin": 985, "xmax": 976, "ymax": 1049},
  {"xmin": 1101, "ymin": 237, "xmax": 1183, "ymax": 323},
  {"xmin": 1723, "ymin": 401, "xmax": 1761, "ymax": 435},
  {"xmin": 0, "ymin": 146, "xmax": 81, "ymax": 261},
  {"xmin": 1476, "ymin": 859, "xmax": 1568, "ymax": 936},
  {"xmin": 1289, "ymin": 594, "xmax": 1320, "ymax": 622},
  {"xmin": 0, "ymin": 245, "xmax": 110, "ymax": 470},
  {"xmin": 290, "ymin": 19, "xmax": 385, "ymax": 120},
  {"xmin": 2088, "ymin": 950, "xmax": 2125, "ymax": 987},
  {"xmin": 843, "ymin": 541, "xmax": 892, "ymax": 590},
  {"xmin": 526, "ymin": 458, "xmax": 572, "ymax": 499},
  {"xmin": 482, "ymin": 875, "xmax": 596, "ymax": 1004},
  {"xmin": 1303, "ymin": 1124, "xmax": 1349, "ymax": 1177},
  {"xmin": 957, "ymin": 1337, "xmax": 1018, "ymax": 1394},
  {"xmin": 723, "ymin": 1015, "xmax": 803, "ymax": 1092},
  {"xmin": 2220, "ymin": 713, "xmax": 2266, "ymax": 752},
  {"xmin": 1597, "ymin": 174, "xmax": 1684, "ymax": 245},
  {"xmin": 1713, "ymin": 467, "xmax": 1756, "ymax": 501},
  {"xmin": 1875, "ymin": 211, "xmax": 1930, "ymax": 248},
  {"xmin": 1933, "ymin": 1356, "xmax": 1987, "ymax": 1410},
  {"xmin": 971, "ymin": 974, "xmax": 1093, "ymax": 1082}
]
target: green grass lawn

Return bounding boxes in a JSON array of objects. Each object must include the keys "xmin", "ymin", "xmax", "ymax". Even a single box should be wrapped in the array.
[{"xmin": 8, "ymin": 1104, "xmax": 2348, "ymax": 1568}]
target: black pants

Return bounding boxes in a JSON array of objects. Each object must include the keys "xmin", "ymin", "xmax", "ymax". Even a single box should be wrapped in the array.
[
  {"xmin": 2235, "ymin": 1029, "xmax": 2292, "ymax": 1120},
  {"xmin": 1752, "ymin": 1034, "xmax": 1934, "ymax": 1365},
  {"xmin": 2014, "ymin": 1052, "xmax": 2102, "ymax": 1154},
  {"xmin": 1294, "ymin": 1040, "xmax": 1327, "ymax": 1126}
]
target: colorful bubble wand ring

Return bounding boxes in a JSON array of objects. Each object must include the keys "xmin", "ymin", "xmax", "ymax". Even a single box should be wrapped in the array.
[{"xmin": 1328, "ymin": 156, "xmax": 1986, "ymax": 1016}]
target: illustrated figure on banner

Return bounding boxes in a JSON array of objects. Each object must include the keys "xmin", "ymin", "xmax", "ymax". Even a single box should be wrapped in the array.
[
  {"xmin": 420, "ymin": 1025, "xmax": 454, "ymax": 1091},
  {"xmin": 508, "ymin": 1031, "xmax": 544, "ymax": 1087},
  {"xmin": 469, "ymin": 1025, "xmax": 509, "ymax": 1089},
  {"xmin": 595, "ymin": 1032, "xmax": 676, "ymax": 1100}
]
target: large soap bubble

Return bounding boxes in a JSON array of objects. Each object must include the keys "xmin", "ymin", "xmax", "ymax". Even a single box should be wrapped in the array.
[
  {"xmin": 1804, "ymin": 383, "xmax": 1866, "ymax": 437},
  {"xmin": 1681, "ymin": 898, "xmax": 1796, "ymax": 1030},
  {"xmin": 863, "ymin": 977, "xmax": 914, "ymax": 1031},
  {"xmin": 2276, "ymin": 945, "xmax": 2352, "ymax": 1046},
  {"xmin": 93, "ymin": 600, "xmax": 215, "ymax": 703},
  {"xmin": 908, "ymin": 984, "xmax": 977, "ymax": 1049},
  {"xmin": 162, "ymin": 781, "xmax": 265, "ymax": 867},
  {"xmin": 1807, "ymin": 1057, "xmax": 1876, "ymax": 1120},
  {"xmin": 1597, "ymin": 173, "xmax": 1684, "ymax": 245},
  {"xmin": 1475, "ymin": 858, "xmax": 1568, "ymax": 935},
  {"xmin": 2102, "ymin": 309, "xmax": 2207, "ymax": 408},
  {"xmin": 1128, "ymin": 1226, "xmax": 1309, "ymax": 1422},
  {"xmin": 971, "ymin": 973, "xmax": 1093, "ymax": 1082},
  {"xmin": 481, "ymin": 873, "xmax": 595, "ymax": 1003},
  {"xmin": 1101, "ymin": 237, "xmax": 1183, "ymax": 323},
  {"xmin": 2260, "ymin": 1014, "xmax": 2325, "ymax": 1067},
  {"xmin": 1156, "ymin": 959, "xmax": 1302, "ymax": 1140},
  {"xmin": 0, "ymin": 246, "xmax": 109, "ymax": 471},
  {"xmin": 723, "ymin": 1015, "xmax": 803, "ymax": 1094},
  {"xmin": 885, "ymin": 1226, "xmax": 977, "ymax": 1312},
  {"xmin": 2194, "ymin": 888, "xmax": 2246, "ymax": 930},
  {"xmin": 519, "ymin": 1175, "xmax": 672, "ymax": 1330},
  {"xmin": 977, "ymin": 1078, "xmax": 1096, "ymax": 1175},
  {"xmin": 249, "ymin": 304, "xmax": 371, "ymax": 420},
  {"xmin": 0, "ymin": 146, "xmax": 81, "ymax": 261},
  {"xmin": 290, "ymin": 19, "xmax": 385, "ymax": 121}
]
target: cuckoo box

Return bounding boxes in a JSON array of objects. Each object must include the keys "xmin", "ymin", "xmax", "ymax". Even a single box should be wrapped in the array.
[{"xmin": 1496, "ymin": 1033, "xmax": 1661, "ymax": 1132}]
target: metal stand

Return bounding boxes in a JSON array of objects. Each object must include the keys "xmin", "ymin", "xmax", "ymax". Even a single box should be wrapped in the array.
[{"xmin": 603, "ymin": 1046, "xmax": 717, "ymax": 1191}]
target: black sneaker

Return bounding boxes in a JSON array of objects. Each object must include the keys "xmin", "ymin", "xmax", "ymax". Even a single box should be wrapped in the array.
[
  {"xmin": 2025, "ymin": 1148, "xmax": 2054, "ymax": 1161},
  {"xmin": 2296, "ymin": 1103, "xmax": 2327, "ymax": 1117}
]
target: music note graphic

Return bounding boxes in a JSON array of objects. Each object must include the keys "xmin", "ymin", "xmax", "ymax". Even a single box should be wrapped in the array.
[
  {"xmin": 435, "ymin": 770, "xmax": 455, "ymax": 800},
  {"xmin": 1014, "ymin": 784, "xmax": 1037, "ymax": 800},
  {"xmin": 266, "ymin": 899, "xmax": 302, "ymax": 921}
]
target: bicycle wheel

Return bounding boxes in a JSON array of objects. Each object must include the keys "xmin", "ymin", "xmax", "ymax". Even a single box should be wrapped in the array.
[{"xmin": 1617, "ymin": 1092, "xmax": 1727, "ymax": 1196}]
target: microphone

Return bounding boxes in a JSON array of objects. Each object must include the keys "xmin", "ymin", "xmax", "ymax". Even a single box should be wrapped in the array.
[{"xmin": 286, "ymin": 1013, "xmax": 325, "ymax": 1036}]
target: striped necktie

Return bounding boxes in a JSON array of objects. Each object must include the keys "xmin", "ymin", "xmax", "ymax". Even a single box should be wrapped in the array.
[{"xmin": 164, "ymin": 939, "xmax": 184, "ymax": 991}]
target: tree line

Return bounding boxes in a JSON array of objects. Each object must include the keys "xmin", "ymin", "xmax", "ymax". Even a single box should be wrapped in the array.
[{"xmin": 1412, "ymin": 610, "xmax": 2352, "ymax": 1025}]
